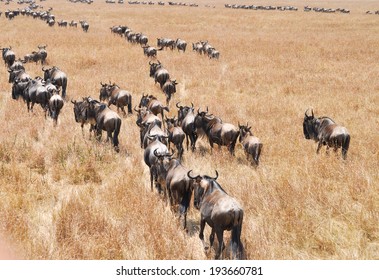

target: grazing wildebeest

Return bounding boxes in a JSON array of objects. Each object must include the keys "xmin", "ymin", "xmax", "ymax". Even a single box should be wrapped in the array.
[
  {"xmin": 8, "ymin": 68, "xmax": 31, "ymax": 83},
  {"xmin": 161, "ymin": 79, "xmax": 178, "ymax": 106},
  {"xmin": 144, "ymin": 135, "xmax": 169, "ymax": 192},
  {"xmin": 139, "ymin": 93, "xmax": 169, "ymax": 123},
  {"xmin": 154, "ymin": 151, "xmax": 193, "ymax": 229},
  {"xmin": 80, "ymin": 20, "xmax": 89, "ymax": 32},
  {"xmin": 174, "ymin": 38, "xmax": 187, "ymax": 52},
  {"xmin": 42, "ymin": 66, "xmax": 67, "ymax": 99},
  {"xmin": 176, "ymin": 102, "xmax": 198, "ymax": 151},
  {"xmin": 165, "ymin": 117, "xmax": 185, "ymax": 160},
  {"xmin": 149, "ymin": 61, "xmax": 170, "ymax": 88},
  {"xmin": 1, "ymin": 47, "xmax": 15, "ymax": 67},
  {"xmin": 48, "ymin": 93, "xmax": 64, "ymax": 125},
  {"xmin": 58, "ymin": 20, "xmax": 68, "ymax": 27},
  {"xmin": 69, "ymin": 20, "xmax": 78, "ymax": 27},
  {"xmin": 87, "ymin": 98, "xmax": 122, "ymax": 152},
  {"xmin": 71, "ymin": 97, "xmax": 96, "ymax": 136},
  {"xmin": 303, "ymin": 109, "xmax": 350, "ymax": 159},
  {"xmin": 195, "ymin": 109, "xmax": 240, "ymax": 155},
  {"xmin": 238, "ymin": 123, "xmax": 263, "ymax": 166},
  {"xmin": 188, "ymin": 170, "xmax": 244, "ymax": 260},
  {"xmin": 99, "ymin": 82, "xmax": 132, "ymax": 116}
]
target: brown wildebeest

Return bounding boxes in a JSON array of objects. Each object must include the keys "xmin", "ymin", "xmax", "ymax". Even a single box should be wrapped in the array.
[
  {"xmin": 161, "ymin": 79, "xmax": 177, "ymax": 106},
  {"xmin": 303, "ymin": 109, "xmax": 350, "ymax": 159},
  {"xmin": 139, "ymin": 94, "xmax": 169, "ymax": 123},
  {"xmin": 238, "ymin": 123, "xmax": 263, "ymax": 166},
  {"xmin": 154, "ymin": 151, "xmax": 193, "ymax": 229},
  {"xmin": 71, "ymin": 97, "xmax": 96, "ymax": 136},
  {"xmin": 149, "ymin": 61, "xmax": 170, "ymax": 88},
  {"xmin": 99, "ymin": 82, "xmax": 132, "ymax": 116},
  {"xmin": 188, "ymin": 170, "xmax": 244, "ymax": 260},
  {"xmin": 194, "ymin": 109, "xmax": 239, "ymax": 155}
]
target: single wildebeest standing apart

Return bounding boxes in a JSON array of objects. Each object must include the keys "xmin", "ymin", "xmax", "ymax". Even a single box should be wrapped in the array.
[
  {"xmin": 188, "ymin": 170, "xmax": 244, "ymax": 260},
  {"xmin": 238, "ymin": 123, "xmax": 263, "ymax": 166},
  {"xmin": 87, "ymin": 99, "xmax": 122, "ymax": 152},
  {"xmin": 154, "ymin": 151, "xmax": 193, "ymax": 230},
  {"xmin": 99, "ymin": 82, "xmax": 132, "ymax": 116},
  {"xmin": 303, "ymin": 109, "xmax": 350, "ymax": 159},
  {"xmin": 42, "ymin": 66, "xmax": 68, "ymax": 99},
  {"xmin": 49, "ymin": 93, "xmax": 64, "ymax": 126}
]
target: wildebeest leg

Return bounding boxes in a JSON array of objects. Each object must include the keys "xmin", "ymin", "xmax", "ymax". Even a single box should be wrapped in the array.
[
  {"xmin": 150, "ymin": 168, "xmax": 154, "ymax": 191},
  {"xmin": 199, "ymin": 218, "xmax": 207, "ymax": 250},
  {"xmin": 316, "ymin": 141, "xmax": 323, "ymax": 154},
  {"xmin": 215, "ymin": 228, "xmax": 224, "ymax": 260},
  {"xmin": 209, "ymin": 228, "xmax": 215, "ymax": 248},
  {"xmin": 121, "ymin": 106, "xmax": 127, "ymax": 117},
  {"xmin": 185, "ymin": 135, "xmax": 190, "ymax": 151}
]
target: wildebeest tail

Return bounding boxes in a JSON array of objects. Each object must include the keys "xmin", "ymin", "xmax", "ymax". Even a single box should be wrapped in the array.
[
  {"xmin": 113, "ymin": 118, "xmax": 121, "ymax": 152},
  {"xmin": 127, "ymin": 95, "xmax": 132, "ymax": 114},
  {"xmin": 254, "ymin": 143, "xmax": 263, "ymax": 166},
  {"xmin": 231, "ymin": 210, "xmax": 244, "ymax": 260},
  {"xmin": 61, "ymin": 77, "xmax": 67, "ymax": 99},
  {"xmin": 229, "ymin": 130, "xmax": 240, "ymax": 155},
  {"xmin": 342, "ymin": 133, "xmax": 350, "ymax": 160}
]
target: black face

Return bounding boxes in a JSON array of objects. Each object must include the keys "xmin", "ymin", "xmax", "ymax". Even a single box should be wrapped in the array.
[
  {"xmin": 303, "ymin": 116, "xmax": 315, "ymax": 140},
  {"xmin": 193, "ymin": 179, "xmax": 204, "ymax": 210}
]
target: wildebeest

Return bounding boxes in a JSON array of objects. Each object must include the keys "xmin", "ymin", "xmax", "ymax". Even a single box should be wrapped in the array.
[
  {"xmin": 195, "ymin": 109, "xmax": 240, "ymax": 155},
  {"xmin": 80, "ymin": 20, "xmax": 89, "ymax": 32},
  {"xmin": 157, "ymin": 38, "xmax": 175, "ymax": 50},
  {"xmin": 48, "ymin": 93, "xmax": 64, "ymax": 125},
  {"xmin": 174, "ymin": 38, "xmax": 187, "ymax": 52},
  {"xmin": 71, "ymin": 97, "xmax": 96, "ymax": 136},
  {"xmin": 136, "ymin": 33, "xmax": 148, "ymax": 46},
  {"xmin": 87, "ymin": 98, "xmax": 122, "ymax": 152},
  {"xmin": 11, "ymin": 78, "xmax": 29, "ymax": 100},
  {"xmin": 1, "ymin": 47, "xmax": 15, "ymax": 67},
  {"xmin": 165, "ymin": 117, "xmax": 185, "ymax": 160},
  {"xmin": 8, "ymin": 68, "xmax": 31, "ymax": 83},
  {"xmin": 188, "ymin": 170, "xmax": 244, "ymax": 260},
  {"xmin": 143, "ymin": 135, "xmax": 169, "ymax": 192},
  {"xmin": 149, "ymin": 61, "xmax": 170, "ymax": 88},
  {"xmin": 192, "ymin": 42, "xmax": 203, "ymax": 54},
  {"xmin": 176, "ymin": 102, "xmax": 197, "ymax": 151},
  {"xmin": 42, "ymin": 66, "xmax": 67, "ymax": 99},
  {"xmin": 35, "ymin": 45, "xmax": 48, "ymax": 65},
  {"xmin": 9, "ymin": 58, "xmax": 24, "ymax": 71},
  {"xmin": 142, "ymin": 45, "xmax": 157, "ymax": 58},
  {"xmin": 238, "ymin": 123, "xmax": 263, "ymax": 166},
  {"xmin": 139, "ymin": 94, "xmax": 169, "ymax": 123},
  {"xmin": 303, "ymin": 109, "xmax": 350, "ymax": 159},
  {"xmin": 161, "ymin": 79, "xmax": 178, "ymax": 106},
  {"xmin": 154, "ymin": 151, "xmax": 193, "ymax": 229},
  {"xmin": 23, "ymin": 77, "xmax": 51, "ymax": 116},
  {"xmin": 58, "ymin": 20, "xmax": 68, "ymax": 27},
  {"xmin": 69, "ymin": 20, "xmax": 78, "ymax": 27},
  {"xmin": 99, "ymin": 82, "xmax": 132, "ymax": 116},
  {"xmin": 142, "ymin": 119, "xmax": 167, "ymax": 149}
]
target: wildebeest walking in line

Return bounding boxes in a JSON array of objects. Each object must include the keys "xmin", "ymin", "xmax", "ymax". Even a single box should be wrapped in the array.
[
  {"xmin": 48, "ymin": 93, "xmax": 64, "ymax": 126},
  {"xmin": 80, "ymin": 20, "xmax": 89, "ymax": 32},
  {"xmin": 71, "ymin": 97, "xmax": 96, "ymax": 136},
  {"xmin": 99, "ymin": 82, "xmax": 132, "ymax": 116},
  {"xmin": 188, "ymin": 170, "xmax": 244, "ymax": 260},
  {"xmin": 303, "ymin": 109, "xmax": 350, "ymax": 159},
  {"xmin": 149, "ymin": 60, "xmax": 170, "ymax": 88},
  {"xmin": 1, "ymin": 47, "xmax": 16, "ymax": 67},
  {"xmin": 42, "ymin": 66, "xmax": 68, "ymax": 99},
  {"xmin": 176, "ymin": 102, "xmax": 198, "ymax": 152},
  {"xmin": 238, "ymin": 123, "xmax": 263, "ymax": 166}
]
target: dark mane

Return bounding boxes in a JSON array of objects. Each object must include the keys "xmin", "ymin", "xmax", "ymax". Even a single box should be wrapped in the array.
[{"xmin": 204, "ymin": 177, "xmax": 228, "ymax": 195}]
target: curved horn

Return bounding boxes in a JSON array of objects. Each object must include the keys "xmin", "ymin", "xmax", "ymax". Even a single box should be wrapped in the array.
[
  {"xmin": 305, "ymin": 108, "xmax": 310, "ymax": 117},
  {"xmin": 42, "ymin": 67, "xmax": 46, "ymax": 72},
  {"xmin": 149, "ymin": 61, "xmax": 152, "ymax": 65},
  {"xmin": 197, "ymin": 108, "xmax": 200, "ymax": 114},
  {"xmin": 153, "ymin": 148, "xmax": 160, "ymax": 158},
  {"xmin": 311, "ymin": 109, "xmax": 314, "ymax": 118},
  {"xmin": 176, "ymin": 102, "xmax": 181, "ymax": 108},
  {"xmin": 100, "ymin": 81, "xmax": 105, "ymax": 86},
  {"xmin": 191, "ymin": 102, "xmax": 194, "ymax": 109},
  {"xmin": 187, "ymin": 170, "xmax": 198, "ymax": 180},
  {"xmin": 211, "ymin": 170, "xmax": 219, "ymax": 180},
  {"xmin": 71, "ymin": 99, "xmax": 76, "ymax": 104},
  {"xmin": 133, "ymin": 105, "xmax": 140, "ymax": 113}
]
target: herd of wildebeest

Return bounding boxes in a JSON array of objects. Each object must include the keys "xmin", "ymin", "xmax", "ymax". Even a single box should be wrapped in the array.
[{"xmin": 1, "ymin": 1, "xmax": 352, "ymax": 260}]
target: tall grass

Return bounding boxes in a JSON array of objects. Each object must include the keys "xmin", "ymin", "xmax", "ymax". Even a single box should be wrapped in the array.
[{"xmin": 0, "ymin": 0, "xmax": 378, "ymax": 259}]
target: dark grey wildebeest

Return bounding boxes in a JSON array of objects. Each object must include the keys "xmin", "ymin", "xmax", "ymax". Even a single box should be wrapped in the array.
[
  {"xmin": 303, "ymin": 109, "xmax": 350, "ymax": 159},
  {"xmin": 238, "ymin": 123, "xmax": 263, "ymax": 166},
  {"xmin": 80, "ymin": 20, "xmax": 89, "ymax": 32},
  {"xmin": 149, "ymin": 61, "xmax": 170, "ymax": 88},
  {"xmin": 48, "ymin": 93, "xmax": 64, "ymax": 125},
  {"xmin": 42, "ymin": 66, "xmax": 67, "ymax": 99},
  {"xmin": 188, "ymin": 170, "xmax": 244, "ymax": 260},
  {"xmin": 142, "ymin": 45, "xmax": 157, "ymax": 58},
  {"xmin": 154, "ymin": 151, "xmax": 193, "ymax": 229},
  {"xmin": 195, "ymin": 109, "xmax": 240, "ymax": 155},
  {"xmin": 1, "ymin": 47, "xmax": 15, "ymax": 67},
  {"xmin": 157, "ymin": 38, "xmax": 175, "ymax": 50},
  {"xmin": 87, "ymin": 98, "xmax": 122, "ymax": 152},
  {"xmin": 23, "ymin": 77, "xmax": 51, "ymax": 116},
  {"xmin": 174, "ymin": 38, "xmax": 187, "ymax": 52},
  {"xmin": 99, "ymin": 82, "xmax": 132, "ymax": 116},
  {"xmin": 8, "ymin": 68, "xmax": 31, "ymax": 83},
  {"xmin": 176, "ymin": 102, "xmax": 197, "ymax": 152}
]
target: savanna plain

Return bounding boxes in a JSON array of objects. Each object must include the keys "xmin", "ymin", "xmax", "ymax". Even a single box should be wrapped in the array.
[{"xmin": 0, "ymin": 0, "xmax": 378, "ymax": 260}]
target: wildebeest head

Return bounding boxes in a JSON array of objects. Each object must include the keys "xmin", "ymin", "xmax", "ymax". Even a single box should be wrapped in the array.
[
  {"xmin": 176, "ymin": 102, "xmax": 194, "ymax": 124},
  {"xmin": 99, "ymin": 82, "xmax": 110, "ymax": 101},
  {"xmin": 149, "ymin": 60, "xmax": 162, "ymax": 77},
  {"xmin": 303, "ymin": 109, "xmax": 317, "ymax": 140},
  {"xmin": 187, "ymin": 170, "xmax": 219, "ymax": 209},
  {"xmin": 238, "ymin": 122, "xmax": 252, "ymax": 141}
]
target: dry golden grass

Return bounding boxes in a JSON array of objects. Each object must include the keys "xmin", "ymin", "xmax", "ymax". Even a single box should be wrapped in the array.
[{"xmin": 0, "ymin": 0, "xmax": 378, "ymax": 260}]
